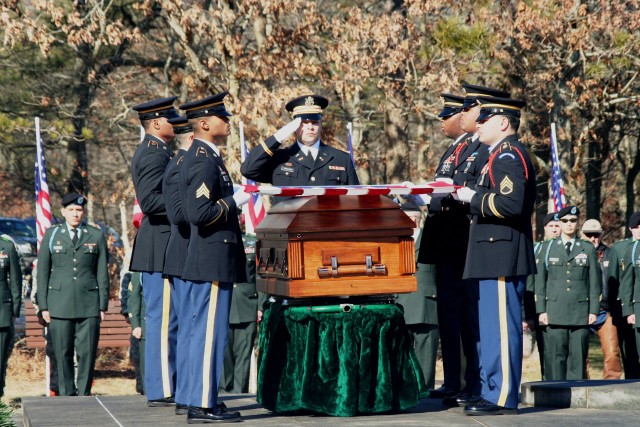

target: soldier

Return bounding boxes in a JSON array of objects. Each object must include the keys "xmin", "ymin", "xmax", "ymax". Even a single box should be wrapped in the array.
[
  {"xmin": 240, "ymin": 94, "xmax": 359, "ymax": 188},
  {"xmin": 535, "ymin": 206, "xmax": 600, "ymax": 381},
  {"xmin": 418, "ymin": 86, "xmax": 511, "ymax": 407},
  {"xmin": 179, "ymin": 92, "xmax": 249, "ymax": 423},
  {"xmin": 130, "ymin": 96, "xmax": 179, "ymax": 406},
  {"xmin": 617, "ymin": 213, "xmax": 640, "ymax": 376},
  {"xmin": 396, "ymin": 203, "xmax": 439, "ymax": 390},
  {"xmin": 0, "ymin": 234, "xmax": 21, "ymax": 397},
  {"xmin": 162, "ymin": 115, "xmax": 195, "ymax": 415},
  {"xmin": 454, "ymin": 96, "xmax": 536, "ymax": 415},
  {"xmin": 127, "ymin": 271, "xmax": 146, "ymax": 395},
  {"xmin": 221, "ymin": 232, "xmax": 259, "ymax": 394},
  {"xmin": 37, "ymin": 193, "xmax": 109, "ymax": 396},
  {"xmin": 524, "ymin": 212, "xmax": 559, "ymax": 380},
  {"xmin": 581, "ymin": 219, "xmax": 622, "ymax": 379}
]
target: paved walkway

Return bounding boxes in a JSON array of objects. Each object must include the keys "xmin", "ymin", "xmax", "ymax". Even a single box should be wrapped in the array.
[{"xmin": 20, "ymin": 392, "xmax": 640, "ymax": 427}]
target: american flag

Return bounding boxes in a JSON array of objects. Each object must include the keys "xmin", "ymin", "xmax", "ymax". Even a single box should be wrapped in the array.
[
  {"xmin": 549, "ymin": 123, "xmax": 567, "ymax": 211},
  {"xmin": 34, "ymin": 117, "xmax": 52, "ymax": 251},
  {"xmin": 239, "ymin": 121, "xmax": 265, "ymax": 234},
  {"xmin": 346, "ymin": 122, "xmax": 356, "ymax": 166}
]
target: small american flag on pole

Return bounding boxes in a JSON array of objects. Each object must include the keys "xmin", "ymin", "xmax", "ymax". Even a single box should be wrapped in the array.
[
  {"xmin": 34, "ymin": 117, "xmax": 52, "ymax": 251},
  {"xmin": 239, "ymin": 121, "xmax": 265, "ymax": 234},
  {"xmin": 549, "ymin": 123, "xmax": 567, "ymax": 212}
]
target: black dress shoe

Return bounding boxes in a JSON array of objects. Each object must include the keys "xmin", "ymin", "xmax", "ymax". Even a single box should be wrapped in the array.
[
  {"xmin": 147, "ymin": 396, "xmax": 176, "ymax": 407},
  {"xmin": 464, "ymin": 399, "xmax": 517, "ymax": 416},
  {"xmin": 442, "ymin": 392, "xmax": 482, "ymax": 407},
  {"xmin": 428, "ymin": 386, "xmax": 460, "ymax": 399},
  {"xmin": 175, "ymin": 403, "xmax": 189, "ymax": 415},
  {"xmin": 187, "ymin": 406, "xmax": 241, "ymax": 424}
]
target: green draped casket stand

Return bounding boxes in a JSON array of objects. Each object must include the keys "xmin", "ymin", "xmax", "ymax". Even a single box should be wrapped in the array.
[{"xmin": 255, "ymin": 195, "xmax": 428, "ymax": 416}]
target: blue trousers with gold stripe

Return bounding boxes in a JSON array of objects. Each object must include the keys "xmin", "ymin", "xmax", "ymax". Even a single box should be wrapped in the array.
[
  {"xmin": 189, "ymin": 281, "xmax": 232, "ymax": 409},
  {"xmin": 170, "ymin": 276, "xmax": 193, "ymax": 406},
  {"xmin": 476, "ymin": 276, "xmax": 524, "ymax": 409},
  {"xmin": 142, "ymin": 272, "xmax": 178, "ymax": 400}
]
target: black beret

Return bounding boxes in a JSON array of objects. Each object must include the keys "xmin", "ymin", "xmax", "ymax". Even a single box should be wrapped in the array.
[
  {"xmin": 543, "ymin": 212, "xmax": 558, "ymax": 226},
  {"xmin": 438, "ymin": 93, "xmax": 465, "ymax": 119},
  {"xmin": 557, "ymin": 205, "xmax": 579, "ymax": 218},
  {"xmin": 629, "ymin": 212, "xmax": 640, "ymax": 228},
  {"xmin": 180, "ymin": 92, "xmax": 232, "ymax": 119},
  {"xmin": 62, "ymin": 192, "xmax": 86, "ymax": 208},
  {"xmin": 168, "ymin": 115, "xmax": 193, "ymax": 134},
  {"xmin": 285, "ymin": 94, "xmax": 329, "ymax": 120},
  {"xmin": 132, "ymin": 96, "xmax": 179, "ymax": 121},
  {"xmin": 476, "ymin": 96, "xmax": 526, "ymax": 122},
  {"xmin": 461, "ymin": 83, "xmax": 510, "ymax": 109}
]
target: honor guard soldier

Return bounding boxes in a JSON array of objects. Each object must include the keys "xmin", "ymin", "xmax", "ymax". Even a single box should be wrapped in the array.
[
  {"xmin": 417, "ymin": 86, "xmax": 511, "ymax": 407},
  {"xmin": 130, "ymin": 96, "xmax": 179, "ymax": 406},
  {"xmin": 396, "ymin": 203, "xmax": 439, "ymax": 390},
  {"xmin": 454, "ymin": 97, "xmax": 536, "ymax": 415},
  {"xmin": 221, "ymin": 233, "xmax": 259, "ymax": 394},
  {"xmin": 535, "ymin": 206, "xmax": 600, "ymax": 380},
  {"xmin": 37, "ymin": 193, "xmax": 109, "ymax": 396},
  {"xmin": 179, "ymin": 92, "xmax": 249, "ymax": 423},
  {"xmin": 162, "ymin": 116, "xmax": 195, "ymax": 415},
  {"xmin": 0, "ymin": 234, "xmax": 22, "ymax": 397},
  {"xmin": 241, "ymin": 94, "xmax": 359, "ymax": 188}
]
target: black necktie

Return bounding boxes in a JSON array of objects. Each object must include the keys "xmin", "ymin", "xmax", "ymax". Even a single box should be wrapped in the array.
[
  {"xmin": 565, "ymin": 241, "xmax": 571, "ymax": 256},
  {"xmin": 71, "ymin": 229, "xmax": 78, "ymax": 245}
]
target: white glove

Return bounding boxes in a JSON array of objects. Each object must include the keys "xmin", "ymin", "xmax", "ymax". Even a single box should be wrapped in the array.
[
  {"xmin": 232, "ymin": 187, "xmax": 251, "ymax": 207},
  {"xmin": 435, "ymin": 177, "xmax": 454, "ymax": 184},
  {"xmin": 401, "ymin": 182, "xmax": 431, "ymax": 206},
  {"xmin": 454, "ymin": 186, "xmax": 476, "ymax": 204},
  {"xmin": 273, "ymin": 117, "xmax": 302, "ymax": 143}
]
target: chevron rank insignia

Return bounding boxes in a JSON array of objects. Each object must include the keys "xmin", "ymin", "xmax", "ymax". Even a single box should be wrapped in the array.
[
  {"xmin": 196, "ymin": 183, "xmax": 210, "ymax": 199},
  {"xmin": 500, "ymin": 176, "xmax": 514, "ymax": 195}
]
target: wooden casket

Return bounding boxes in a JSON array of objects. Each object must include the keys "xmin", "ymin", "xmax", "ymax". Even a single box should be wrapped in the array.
[{"xmin": 255, "ymin": 195, "xmax": 417, "ymax": 298}]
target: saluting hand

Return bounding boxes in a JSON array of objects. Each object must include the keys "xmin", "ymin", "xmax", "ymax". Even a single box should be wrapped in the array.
[{"xmin": 273, "ymin": 117, "xmax": 302, "ymax": 143}]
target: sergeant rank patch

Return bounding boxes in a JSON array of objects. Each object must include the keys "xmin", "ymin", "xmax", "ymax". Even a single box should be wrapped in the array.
[
  {"xmin": 500, "ymin": 176, "xmax": 514, "ymax": 195},
  {"xmin": 196, "ymin": 183, "xmax": 210, "ymax": 199}
]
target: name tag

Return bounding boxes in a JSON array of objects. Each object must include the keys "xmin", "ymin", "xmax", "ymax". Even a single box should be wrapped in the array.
[{"xmin": 280, "ymin": 165, "xmax": 295, "ymax": 173}]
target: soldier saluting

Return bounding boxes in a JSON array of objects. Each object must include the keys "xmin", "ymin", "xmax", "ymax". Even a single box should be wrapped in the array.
[{"xmin": 241, "ymin": 94, "xmax": 359, "ymax": 187}]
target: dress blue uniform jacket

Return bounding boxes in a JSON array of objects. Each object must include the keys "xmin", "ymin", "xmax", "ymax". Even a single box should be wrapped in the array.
[
  {"xmin": 162, "ymin": 148, "xmax": 190, "ymax": 277},
  {"xmin": 179, "ymin": 139, "xmax": 247, "ymax": 283},
  {"xmin": 130, "ymin": 134, "xmax": 173, "ymax": 273},
  {"xmin": 463, "ymin": 135, "xmax": 537, "ymax": 280},
  {"xmin": 240, "ymin": 136, "xmax": 359, "ymax": 186}
]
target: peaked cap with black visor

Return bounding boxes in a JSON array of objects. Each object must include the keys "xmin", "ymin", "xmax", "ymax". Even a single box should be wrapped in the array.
[
  {"xmin": 461, "ymin": 83, "xmax": 510, "ymax": 109},
  {"xmin": 132, "ymin": 96, "xmax": 179, "ymax": 121},
  {"xmin": 438, "ymin": 93, "xmax": 465, "ymax": 119},
  {"xmin": 285, "ymin": 95, "xmax": 329, "ymax": 121},
  {"xmin": 179, "ymin": 92, "xmax": 233, "ymax": 119}
]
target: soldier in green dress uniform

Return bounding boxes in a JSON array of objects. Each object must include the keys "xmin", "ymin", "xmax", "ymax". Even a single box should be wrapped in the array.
[
  {"xmin": 128, "ymin": 271, "xmax": 146, "ymax": 394},
  {"xmin": 535, "ymin": 206, "xmax": 600, "ymax": 380},
  {"xmin": 221, "ymin": 233, "xmax": 259, "ymax": 393},
  {"xmin": 396, "ymin": 203, "xmax": 439, "ymax": 389},
  {"xmin": 0, "ymin": 235, "xmax": 22, "ymax": 397},
  {"xmin": 37, "ymin": 193, "xmax": 109, "ymax": 396}
]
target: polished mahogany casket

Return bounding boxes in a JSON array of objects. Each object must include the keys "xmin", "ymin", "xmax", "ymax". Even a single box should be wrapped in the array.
[{"xmin": 255, "ymin": 195, "xmax": 417, "ymax": 297}]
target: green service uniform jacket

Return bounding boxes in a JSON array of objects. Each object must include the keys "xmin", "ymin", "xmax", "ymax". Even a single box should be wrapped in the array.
[
  {"xmin": 0, "ymin": 237, "xmax": 22, "ymax": 326},
  {"xmin": 37, "ymin": 224, "xmax": 109, "ymax": 318},
  {"xmin": 128, "ymin": 272, "xmax": 146, "ymax": 335},
  {"xmin": 397, "ymin": 232, "xmax": 438, "ymax": 326},
  {"xmin": 619, "ymin": 239, "xmax": 640, "ymax": 319},
  {"xmin": 535, "ymin": 238, "xmax": 601, "ymax": 326}
]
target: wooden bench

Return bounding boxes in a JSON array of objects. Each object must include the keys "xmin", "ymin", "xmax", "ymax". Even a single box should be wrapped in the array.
[{"xmin": 24, "ymin": 299, "xmax": 132, "ymax": 349}]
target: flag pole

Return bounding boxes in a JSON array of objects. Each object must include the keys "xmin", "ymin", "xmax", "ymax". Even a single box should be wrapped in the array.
[{"xmin": 239, "ymin": 120, "xmax": 253, "ymax": 235}]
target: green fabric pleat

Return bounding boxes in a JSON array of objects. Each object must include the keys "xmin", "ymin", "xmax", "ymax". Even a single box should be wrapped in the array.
[{"xmin": 257, "ymin": 301, "xmax": 427, "ymax": 416}]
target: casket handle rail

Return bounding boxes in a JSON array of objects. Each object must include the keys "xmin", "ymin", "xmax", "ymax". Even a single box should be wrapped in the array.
[{"xmin": 317, "ymin": 254, "xmax": 386, "ymax": 278}]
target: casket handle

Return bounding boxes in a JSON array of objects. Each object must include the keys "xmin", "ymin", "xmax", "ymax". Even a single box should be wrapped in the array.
[{"xmin": 317, "ymin": 255, "xmax": 386, "ymax": 278}]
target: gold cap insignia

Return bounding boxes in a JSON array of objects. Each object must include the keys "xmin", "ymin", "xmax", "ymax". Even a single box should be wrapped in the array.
[{"xmin": 305, "ymin": 96, "xmax": 314, "ymax": 106}]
